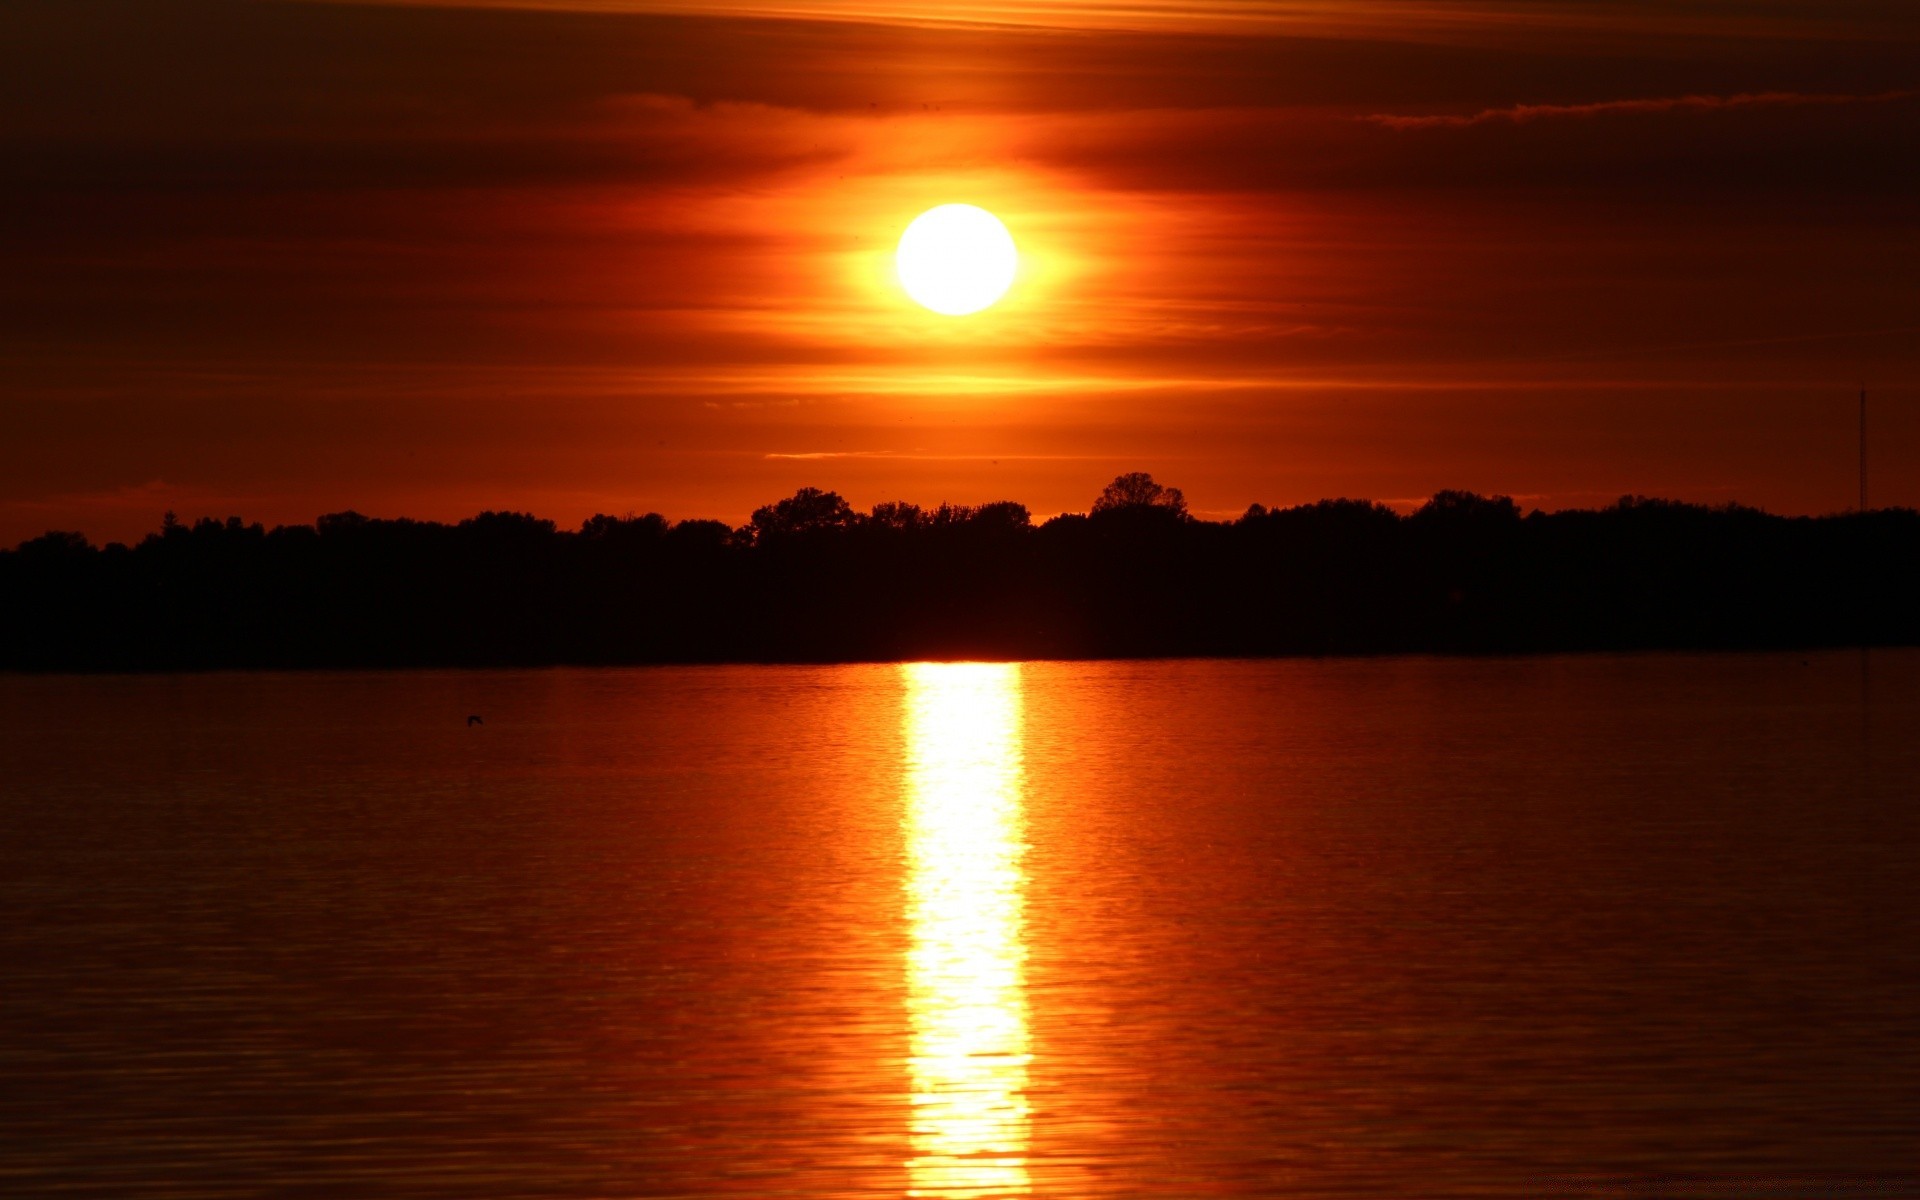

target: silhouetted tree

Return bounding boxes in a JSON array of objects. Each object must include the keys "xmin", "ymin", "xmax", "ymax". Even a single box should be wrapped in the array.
[
  {"xmin": 971, "ymin": 501, "xmax": 1032, "ymax": 530},
  {"xmin": 750, "ymin": 487, "xmax": 856, "ymax": 541},
  {"xmin": 1413, "ymin": 490, "xmax": 1520, "ymax": 526},
  {"xmin": 581, "ymin": 512, "xmax": 670, "ymax": 542},
  {"xmin": 670, "ymin": 518, "xmax": 732, "ymax": 547},
  {"xmin": 1, "ymin": 486, "xmax": 1915, "ymax": 669},
  {"xmin": 460, "ymin": 511, "xmax": 555, "ymax": 538},
  {"xmin": 15, "ymin": 531, "xmax": 92, "ymax": 560},
  {"xmin": 868, "ymin": 501, "xmax": 926, "ymax": 531},
  {"xmin": 1092, "ymin": 472, "xmax": 1187, "ymax": 517},
  {"xmin": 317, "ymin": 510, "xmax": 371, "ymax": 537}
]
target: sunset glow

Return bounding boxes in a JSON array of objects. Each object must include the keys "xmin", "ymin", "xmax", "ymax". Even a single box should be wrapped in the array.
[
  {"xmin": 1, "ymin": 0, "xmax": 1914, "ymax": 541},
  {"xmin": 5, "ymin": 0, "xmax": 1919, "ymax": 1184},
  {"xmin": 902, "ymin": 662, "xmax": 1031, "ymax": 1197}
]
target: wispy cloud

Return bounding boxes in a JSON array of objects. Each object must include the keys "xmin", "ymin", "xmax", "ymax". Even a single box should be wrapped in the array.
[
  {"xmin": 6, "ymin": 480, "xmax": 255, "ymax": 515},
  {"xmin": 761, "ymin": 451, "xmax": 1113, "ymax": 461},
  {"xmin": 1366, "ymin": 88, "xmax": 1917, "ymax": 130},
  {"xmin": 331, "ymin": 0, "xmax": 1907, "ymax": 43}
]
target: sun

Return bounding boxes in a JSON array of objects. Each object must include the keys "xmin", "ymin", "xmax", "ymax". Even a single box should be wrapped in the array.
[{"xmin": 896, "ymin": 204, "xmax": 1018, "ymax": 316}]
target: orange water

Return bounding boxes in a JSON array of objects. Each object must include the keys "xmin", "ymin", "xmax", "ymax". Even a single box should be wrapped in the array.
[{"xmin": 3, "ymin": 653, "xmax": 1916, "ymax": 1196}]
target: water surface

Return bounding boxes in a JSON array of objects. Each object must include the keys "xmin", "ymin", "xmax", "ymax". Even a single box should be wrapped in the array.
[{"xmin": 3, "ymin": 653, "xmax": 1917, "ymax": 1196}]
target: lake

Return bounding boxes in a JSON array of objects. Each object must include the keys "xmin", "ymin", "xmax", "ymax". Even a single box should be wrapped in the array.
[{"xmin": 3, "ymin": 653, "xmax": 1917, "ymax": 1197}]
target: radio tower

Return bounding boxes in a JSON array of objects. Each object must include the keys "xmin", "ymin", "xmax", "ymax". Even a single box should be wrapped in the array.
[{"xmin": 1859, "ymin": 387, "xmax": 1868, "ymax": 513}]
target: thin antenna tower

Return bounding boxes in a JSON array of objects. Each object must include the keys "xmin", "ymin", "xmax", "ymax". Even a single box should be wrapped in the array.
[{"xmin": 1859, "ymin": 386, "xmax": 1868, "ymax": 513}]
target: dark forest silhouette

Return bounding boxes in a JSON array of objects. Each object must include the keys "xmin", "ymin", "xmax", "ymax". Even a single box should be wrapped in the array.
[{"xmin": 4, "ymin": 474, "xmax": 1916, "ymax": 669}]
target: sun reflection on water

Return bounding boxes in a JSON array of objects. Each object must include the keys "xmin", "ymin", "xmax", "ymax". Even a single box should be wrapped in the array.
[{"xmin": 902, "ymin": 662, "xmax": 1031, "ymax": 1199}]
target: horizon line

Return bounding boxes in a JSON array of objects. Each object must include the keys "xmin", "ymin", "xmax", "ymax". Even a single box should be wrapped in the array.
[{"xmin": 12, "ymin": 484, "xmax": 1913, "ymax": 553}]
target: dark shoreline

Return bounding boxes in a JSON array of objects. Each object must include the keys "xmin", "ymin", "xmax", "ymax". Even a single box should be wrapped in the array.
[{"xmin": 6, "ymin": 486, "xmax": 1916, "ymax": 672}]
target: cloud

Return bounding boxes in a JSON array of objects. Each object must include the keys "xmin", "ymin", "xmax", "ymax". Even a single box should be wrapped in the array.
[
  {"xmin": 761, "ymin": 451, "xmax": 1107, "ymax": 460},
  {"xmin": 331, "ymin": 0, "xmax": 1920, "ymax": 45},
  {"xmin": 1365, "ymin": 88, "xmax": 1918, "ymax": 130}
]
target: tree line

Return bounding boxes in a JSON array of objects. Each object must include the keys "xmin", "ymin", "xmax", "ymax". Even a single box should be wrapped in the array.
[{"xmin": 3, "ymin": 474, "xmax": 1915, "ymax": 669}]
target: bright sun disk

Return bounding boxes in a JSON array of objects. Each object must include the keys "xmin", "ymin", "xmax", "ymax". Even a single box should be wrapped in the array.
[{"xmin": 896, "ymin": 204, "xmax": 1018, "ymax": 316}]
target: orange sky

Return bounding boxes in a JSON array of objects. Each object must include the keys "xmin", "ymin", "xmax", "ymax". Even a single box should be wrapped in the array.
[{"xmin": 3, "ymin": 0, "xmax": 1918, "ymax": 543}]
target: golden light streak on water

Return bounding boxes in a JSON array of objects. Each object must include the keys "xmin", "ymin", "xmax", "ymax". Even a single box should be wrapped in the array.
[{"xmin": 901, "ymin": 662, "xmax": 1032, "ymax": 1199}]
